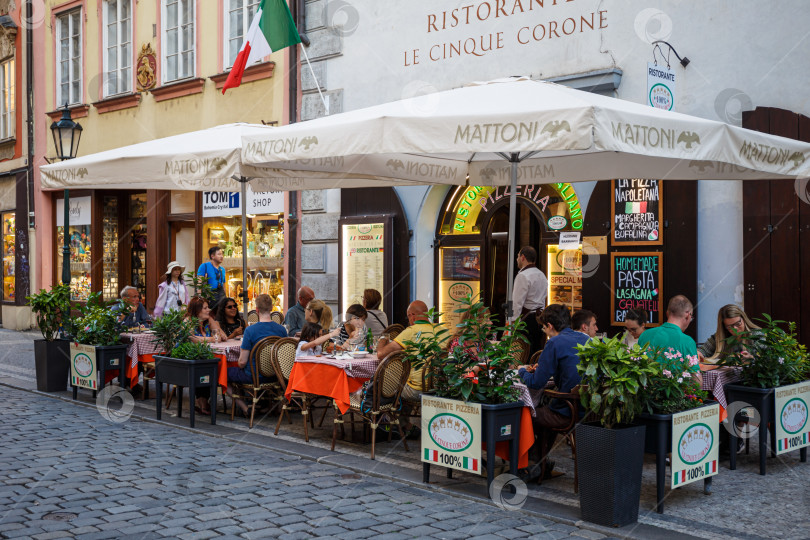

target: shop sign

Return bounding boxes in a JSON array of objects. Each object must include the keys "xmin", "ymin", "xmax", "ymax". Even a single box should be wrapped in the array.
[
  {"xmin": 56, "ymin": 196, "xmax": 92, "ymax": 226},
  {"xmin": 547, "ymin": 216, "xmax": 567, "ymax": 230},
  {"xmin": 421, "ymin": 395, "xmax": 481, "ymax": 475},
  {"xmin": 775, "ymin": 381, "xmax": 810, "ymax": 455},
  {"xmin": 611, "ymin": 179, "xmax": 663, "ymax": 246},
  {"xmin": 70, "ymin": 343, "xmax": 97, "ymax": 390},
  {"xmin": 611, "ymin": 252, "xmax": 662, "ymax": 326},
  {"xmin": 648, "ymin": 63, "xmax": 676, "ymax": 111},
  {"xmin": 671, "ymin": 404, "xmax": 720, "ymax": 488},
  {"xmin": 202, "ymin": 188, "xmax": 284, "ymax": 217},
  {"xmin": 558, "ymin": 232, "xmax": 580, "ymax": 250}
]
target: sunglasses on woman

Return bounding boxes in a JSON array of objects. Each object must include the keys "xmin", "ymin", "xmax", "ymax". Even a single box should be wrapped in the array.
[{"xmin": 226, "ymin": 304, "xmax": 238, "ymax": 309}]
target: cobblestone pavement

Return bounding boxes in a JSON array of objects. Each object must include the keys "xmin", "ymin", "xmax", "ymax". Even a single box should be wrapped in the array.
[
  {"xmin": 0, "ymin": 328, "xmax": 38, "ymax": 382},
  {"xmin": 0, "ymin": 386, "xmax": 618, "ymax": 540}
]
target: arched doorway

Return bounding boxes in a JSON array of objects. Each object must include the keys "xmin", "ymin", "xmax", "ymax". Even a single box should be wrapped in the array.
[{"xmin": 483, "ymin": 200, "xmax": 546, "ymax": 326}]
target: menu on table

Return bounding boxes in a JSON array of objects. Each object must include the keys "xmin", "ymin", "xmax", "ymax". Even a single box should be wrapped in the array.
[
  {"xmin": 611, "ymin": 252, "xmax": 662, "ymax": 326},
  {"xmin": 611, "ymin": 179, "xmax": 663, "ymax": 246}
]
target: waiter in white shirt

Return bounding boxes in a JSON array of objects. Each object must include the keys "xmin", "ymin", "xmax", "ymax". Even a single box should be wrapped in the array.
[{"xmin": 509, "ymin": 246, "xmax": 549, "ymax": 357}]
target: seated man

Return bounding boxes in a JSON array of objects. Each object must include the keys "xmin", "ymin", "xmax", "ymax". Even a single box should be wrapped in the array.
[
  {"xmin": 572, "ymin": 309, "xmax": 598, "ymax": 339},
  {"xmin": 375, "ymin": 300, "xmax": 449, "ymax": 438},
  {"xmin": 518, "ymin": 304, "xmax": 589, "ymax": 480},
  {"xmin": 115, "ymin": 286, "xmax": 152, "ymax": 327},
  {"xmin": 228, "ymin": 294, "xmax": 288, "ymax": 415},
  {"xmin": 638, "ymin": 295, "xmax": 701, "ymax": 384}
]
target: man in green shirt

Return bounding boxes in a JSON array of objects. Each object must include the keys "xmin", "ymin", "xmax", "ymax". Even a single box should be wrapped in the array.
[{"xmin": 639, "ymin": 295, "xmax": 701, "ymax": 384}]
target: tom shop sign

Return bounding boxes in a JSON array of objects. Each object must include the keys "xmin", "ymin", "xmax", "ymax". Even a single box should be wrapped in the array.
[{"xmin": 203, "ymin": 188, "xmax": 284, "ymax": 217}]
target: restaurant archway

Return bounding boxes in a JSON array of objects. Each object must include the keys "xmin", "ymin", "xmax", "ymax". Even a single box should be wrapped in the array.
[{"xmin": 435, "ymin": 183, "xmax": 584, "ymax": 329}]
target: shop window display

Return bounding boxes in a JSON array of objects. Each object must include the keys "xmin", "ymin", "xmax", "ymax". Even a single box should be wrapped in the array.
[
  {"xmin": 202, "ymin": 214, "xmax": 284, "ymax": 312},
  {"xmin": 102, "ymin": 197, "xmax": 119, "ymax": 301},
  {"xmin": 2, "ymin": 212, "xmax": 14, "ymax": 302},
  {"xmin": 129, "ymin": 194, "xmax": 147, "ymax": 298},
  {"xmin": 56, "ymin": 224, "xmax": 92, "ymax": 301}
]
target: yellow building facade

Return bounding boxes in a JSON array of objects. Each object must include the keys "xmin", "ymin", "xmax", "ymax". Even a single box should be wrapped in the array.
[{"xmin": 36, "ymin": 0, "xmax": 292, "ymax": 313}]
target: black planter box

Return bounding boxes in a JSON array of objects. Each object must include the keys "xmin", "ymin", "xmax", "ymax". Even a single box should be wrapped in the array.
[
  {"xmin": 71, "ymin": 344, "xmax": 130, "ymax": 400},
  {"xmin": 154, "ymin": 355, "xmax": 220, "ymax": 428},
  {"xmin": 422, "ymin": 400, "xmax": 523, "ymax": 491},
  {"xmin": 724, "ymin": 383, "xmax": 808, "ymax": 475},
  {"xmin": 638, "ymin": 401, "xmax": 717, "ymax": 514},
  {"xmin": 34, "ymin": 339, "xmax": 70, "ymax": 392},
  {"xmin": 577, "ymin": 422, "xmax": 645, "ymax": 528}
]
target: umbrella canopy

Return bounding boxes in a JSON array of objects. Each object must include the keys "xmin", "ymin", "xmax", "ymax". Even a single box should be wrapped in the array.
[{"xmin": 239, "ymin": 77, "xmax": 810, "ymax": 184}]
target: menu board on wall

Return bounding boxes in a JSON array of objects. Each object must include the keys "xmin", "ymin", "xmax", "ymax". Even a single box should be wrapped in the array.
[
  {"xmin": 340, "ymin": 222, "xmax": 386, "ymax": 310},
  {"xmin": 611, "ymin": 179, "xmax": 663, "ymax": 246},
  {"xmin": 611, "ymin": 252, "xmax": 663, "ymax": 326},
  {"xmin": 547, "ymin": 245, "xmax": 582, "ymax": 313},
  {"xmin": 439, "ymin": 247, "xmax": 481, "ymax": 329}
]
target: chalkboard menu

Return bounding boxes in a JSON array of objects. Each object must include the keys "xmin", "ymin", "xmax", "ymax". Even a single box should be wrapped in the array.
[
  {"xmin": 611, "ymin": 252, "xmax": 663, "ymax": 326},
  {"xmin": 611, "ymin": 179, "xmax": 663, "ymax": 246}
]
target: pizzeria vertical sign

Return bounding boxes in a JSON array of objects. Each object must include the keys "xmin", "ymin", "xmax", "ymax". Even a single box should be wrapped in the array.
[
  {"xmin": 70, "ymin": 343, "xmax": 97, "ymax": 390},
  {"xmin": 775, "ymin": 381, "xmax": 810, "ymax": 454},
  {"xmin": 671, "ymin": 403, "xmax": 720, "ymax": 489},
  {"xmin": 611, "ymin": 179, "xmax": 663, "ymax": 246},
  {"xmin": 341, "ymin": 222, "xmax": 385, "ymax": 308}
]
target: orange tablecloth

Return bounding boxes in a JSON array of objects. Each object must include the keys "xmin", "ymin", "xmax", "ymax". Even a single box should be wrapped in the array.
[
  {"xmin": 284, "ymin": 362, "xmax": 368, "ymax": 414},
  {"xmin": 487, "ymin": 407, "xmax": 534, "ymax": 469}
]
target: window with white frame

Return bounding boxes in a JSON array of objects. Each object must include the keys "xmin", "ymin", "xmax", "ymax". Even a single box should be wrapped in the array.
[
  {"xmin": 0, "ymin": 58, "xmax": 14, "ymax": 140},
  {"xmin": 103, "ymin": 0, "xmax": 132, "ymax": 97},
  {"xmin": 162, "ymin": 0, "xmax": 195, "ymax": 82},
  {"xmin": 225, "ymin": 0, "xmax": 260, "ymax": 68},
  {"xmin": 56, "ymin": 9, "xmax": 82, "ymax": 105}
]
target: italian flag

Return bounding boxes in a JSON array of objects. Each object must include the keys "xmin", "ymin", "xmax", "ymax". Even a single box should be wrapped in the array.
[
  {"xmin": 222, "ymin": 0, "xmax": 301, "ymax": 94},
  {"xmin": 625, "ymin": 201, "xmax": 648, "ymax": 214}
]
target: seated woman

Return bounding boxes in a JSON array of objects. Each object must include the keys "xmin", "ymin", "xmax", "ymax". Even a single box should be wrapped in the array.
[
  {"xmin": 296, "ymin": 322, "xmax": 341, "ymax": 358},
  {"xmin": 698, "ymin": 304, "xmax": 760, "ymax": 363},
  {"xmin": 184, "ymin": 297, "xmax": 226, "ymax": 415},
  {"xmin": 362, "ymin": 289, "xmax": 389, "ymax": 338},
  {"xmin": 305, "ymin": 299, "xmax": 333, "ymax": 335},
  {"xmin": 620, "ymin": 308, "xmax": 647, "ymax": 348},
  {"xmin": 334, "ymin": 304, "xmax": 369, "ymax": 350},
  {"xmin": 216, "ymin": 297, "xmax": 246, "ymax": 340}
]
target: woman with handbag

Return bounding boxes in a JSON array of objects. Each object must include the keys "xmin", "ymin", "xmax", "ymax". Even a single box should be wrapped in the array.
[{"xmin": 153, "ymin": 261, "xmax": 190, "ymax": 318}]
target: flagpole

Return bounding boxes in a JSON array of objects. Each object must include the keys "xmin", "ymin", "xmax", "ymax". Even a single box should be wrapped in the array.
[{"xmin": 299, "ymin": 43, "xmax": 329, "ymax": 115}]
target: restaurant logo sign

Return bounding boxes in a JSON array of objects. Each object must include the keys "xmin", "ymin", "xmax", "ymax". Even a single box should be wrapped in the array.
[
  {"xmin": 547, "ymin": 216, "xmax": 567, "ymax": 230},
  {"xmin": 775, "ymin": 382, "xmax": 810, "ymax": 454},
  {"xmin": 70, "ymin": 343, "xmax": 98, "ymax": 391},
  {"xmin": 422, "ymin": 395, "xmax": 481, "ymax": 474},
  {"xmin": 448, "ymin": 282, "xmax": 473, "ymax": 301},
  {"xmin": 671, "ymin": 404, "xmax": 719, "ymax": 488},
  {"xmin": 647, "ymin": 62, "xmax": 676, "ymax": 111}
]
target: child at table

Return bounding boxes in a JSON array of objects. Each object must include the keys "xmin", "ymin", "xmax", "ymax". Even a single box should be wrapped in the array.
[{"xmin": 297, "ymin": 322, "xmax": 341, "ymax": 358}]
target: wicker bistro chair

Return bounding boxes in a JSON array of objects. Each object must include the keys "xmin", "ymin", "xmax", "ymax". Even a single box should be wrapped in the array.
[
  {"xmin": 270, "ymin": 311, "xmax": 284, "ymax": 325},
  {"xmin": 541, "ymin": 385, "xmax": 585, "ymax": 493},
  {"xmin": 270, "ymin": 337, "xmax": 317, "ymax": 441},
  {"xmin": 229, "ymin": 336, "xmax": 282, "ymax": 428},
  {"xmin": 382, "ymin": 324, "xmax": 405, "ymax": 340},
  {"xmin": 246, "ymin": 310, "xmax": 259, "ymax": 325},
  {"xmin": 509, "ymin": 338, "xmax": 530, "ymax": 367},
  {"xmin": 331, "ymin": 351, "xmax": 411, "ymax": 460}
]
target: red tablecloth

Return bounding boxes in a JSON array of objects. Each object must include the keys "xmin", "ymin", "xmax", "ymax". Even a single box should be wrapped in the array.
[
  {"xmin": 700, "ymin": 364, "xmax": 742, "ymax": 422},
  {"xmin": 284, "ymin": 362, "xmax": 368, "ymax": 414}
]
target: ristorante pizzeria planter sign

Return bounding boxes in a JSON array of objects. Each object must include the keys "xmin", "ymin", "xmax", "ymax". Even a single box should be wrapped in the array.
[
  {"xmin": 421, "ymin": 396, "xmax": 481, "ymax": 474},
  {"xmin": 775, "ymin": 381, "xmax": 810, "ymax": 455},
  {"xmin": 671, "ymin": 404, "xmax": 720, "ymax": 489}
]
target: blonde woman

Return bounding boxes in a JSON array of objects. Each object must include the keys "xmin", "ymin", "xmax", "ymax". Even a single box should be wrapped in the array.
[
  {"xmin": 698, "ymin": 304, "xmax": 760, "ymax": 363},
  {"xmin": 305, "ymin": 299, "xmax": 333, "ymax": 334}
]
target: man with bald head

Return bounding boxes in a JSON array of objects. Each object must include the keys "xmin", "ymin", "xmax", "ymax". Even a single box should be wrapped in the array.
[
  {"xmin": 285, "ymin": 286, "xmax": 315, "ymax": 336},
  {"xmin": 376, "ymin": 300, "xmax": 449, "ymax": 438}
]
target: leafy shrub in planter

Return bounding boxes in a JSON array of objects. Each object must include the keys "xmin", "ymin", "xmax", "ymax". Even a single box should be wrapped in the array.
[
  {"xmin": 719, "ymin": 314, "xmax": 809, "ymax": 388},
  {"xmin": 577, "ymin": 337, "xmax": 658, "ymax": 428},
  {"xmin": 169, "ymin": 341, "xmax": 216, "ymax": 361},
  {"xmin": 27, "ymin": 284, "xmax": 73, "ymax": 341},
  {"xmin": 641, "ymin": 348, "xmax": 707, "ymax": 415},
  {"xmin": 74, "ymin": 293, "xmax": 124, "ymax": 347},
  {"xmin": 150, "ymin": 309, "xmax": 196, "ymax": 354}
]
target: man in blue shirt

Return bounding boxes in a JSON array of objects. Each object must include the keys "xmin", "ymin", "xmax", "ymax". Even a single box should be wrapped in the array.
[
  {"xmin": 518, "ymin": 304, "xmax": 589, "ymax": 480},
  {"xmin": 228, "ymin": 294, "xmax": 287, "ymax": 416},
  {"xmin": 197, "ymin": 246, "xmax": 226, "ymax": 306},
  {"xmin": 285, "ymin": 286, "xmax": 314, "ymax": 336}
]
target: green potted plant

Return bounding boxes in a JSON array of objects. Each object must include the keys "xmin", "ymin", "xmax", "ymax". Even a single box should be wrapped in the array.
[
  {"xmin": 185, "ymin": 270, "xmax": 216, "ymax": 305},
  {"xmin": 150, "ymin": 309, "xmax": 195, "ymax": 356},
  {"xmin": 72, "ymin": 293, "xmax": 131, "ymax": 392},
  {"xmin": 27, "ymin": 283, "xmax": 73, "ymax": 391},
  {"xmin": 718, "ymin": 314, "xmax": 809, "ymax": 474},
  {"xmin": 575, "ymin": 336, "xmax": 658, "ymax": 527},
  {"xmin": 637, "ymin": 347, "xmax": 712, "ymax": 513},
  {"xmin": 404, "ymin": 295, "xmax": 528, "ymax": 485}
]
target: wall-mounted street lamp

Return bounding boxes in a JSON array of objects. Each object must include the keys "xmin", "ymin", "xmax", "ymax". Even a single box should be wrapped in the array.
[{"xmin": 50, "ymin": 105, "xmax": 83, "ymax": 286}]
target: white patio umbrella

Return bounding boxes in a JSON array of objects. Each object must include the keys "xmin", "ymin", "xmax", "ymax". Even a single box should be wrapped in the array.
[
  {"xmin": 39, "ymin": 123, "xmax": 467, "ymax": 318},
  {"xmin": 238, "ymin": 77, "xmax": 810, "ymax": 316}
]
